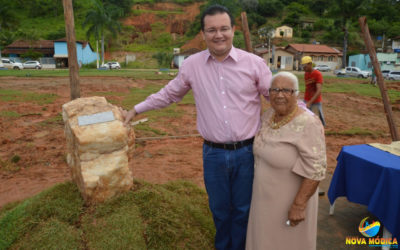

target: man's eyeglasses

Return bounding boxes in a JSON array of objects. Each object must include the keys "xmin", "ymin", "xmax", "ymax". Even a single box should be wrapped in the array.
[
  {"xmin": 204, "ymin": 26, "xmax": 232, "ymax": 35},
  {"xmin": 269, "ymin": 88, "xmax": 297, "ymax": 96}
]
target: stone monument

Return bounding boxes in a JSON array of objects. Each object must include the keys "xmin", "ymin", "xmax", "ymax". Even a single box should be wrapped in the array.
[{"xmin": 62, "ymin": 96, "xmax": 134, "ymax": 203}]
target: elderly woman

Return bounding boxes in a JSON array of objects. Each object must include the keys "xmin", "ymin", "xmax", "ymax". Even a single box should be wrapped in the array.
[{"xmin": 246, "ymin": 72, "xmax": 326, "ymax": 250}]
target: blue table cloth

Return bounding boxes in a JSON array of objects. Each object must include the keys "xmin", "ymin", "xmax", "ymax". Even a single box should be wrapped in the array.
[{"xmin": 328, "ymin": 144, "xmax": 400, "ymax": 238}]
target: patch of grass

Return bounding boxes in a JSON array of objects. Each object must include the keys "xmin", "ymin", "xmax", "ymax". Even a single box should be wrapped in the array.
[
  {"xmin": 0, "ymin": 89, "xmax": 57, "ymax": 105},
  {"xmin": 0, "ymin": 182, "xmax": 84, "ymax": 249},
  {"xmin": 121, "ymin": 84, "xmax": 192, "ymax": 136},
  {"xmin": 326, "ymin": 127, "xmax": 386, "ymax": 138},
  {"xmin": 0, "ymin": 69, "xmax": 178, "ymax": 79},
  {"xmin": 10, "ymin": 155, "xmax": 21, "ymax": 163},
  {"xmin": 12, "ymin": 219, "xmax": 82, "ymax": 250},
  {"xmin": 298, "ymin": 79, "xmax": 400, "ymax": 103},
  {"xmin": 81, "ymin": 193, "xmax": 147, "ymax": 250},
  {"xmin": 38, "ymin": 113, "xmax": 64, "ymax": 126},
  {"xmin": 90, "ymin": 91, "xmax": 126, "ymax": 97},
  {"xmin": 178, "ymin": 90, "xmax": 195, "ymax": 105},
  {"xmin": 132, "ymin": 9, "xmax": 184, "ymax": 15},
  {"xmin": 0, "ymin": 201, "xmax": 21, "ymax": 218},
  {"xmin": 125, "ymin": 59, "xmax": 159, "ymax": 69},
  {"xmin": 0, "ymin": 157, "xmax": 21, "ymax": 173},
  {"xmin": 134, "ymin": 122, "xmax": 168, "ymax": 136},
  {"xmin": 132, "ymin": 180, "xmax": 214, "ymax": 249},
  {"xmin": 0, "ymin": 180, "xmax": 214, "ymax": 249},
  {"xmin": 0, "ymin": 110, "xmax": 21, "ymax": 118}
]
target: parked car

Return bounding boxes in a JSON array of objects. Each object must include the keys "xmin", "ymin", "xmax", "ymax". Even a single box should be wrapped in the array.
[
  {"xmin": 23, "ymin": 61, "xmax": 42, "ymax": 69},
  {"xmin": 381, "ymin": 70, "xmax": 391, "ymax": 79},
  {"xmin": 387, "ymin": 71, "xmax": 400, "ymax": 81},
  {"xmin": 334, "ymin": 68, "xmax": 345, "ymax": 75},
  {"xmin": 102, "ymin": 62, "xmax": 121, "ymax": 69},
  {"xmin": 336, "ymin": 67, "xmax": 370, "ymax": 78},
  {"xmin": 1, "ymin": 58, "xmax": 24, "ymax": 70},
  {"xmin": 314, "ymin": 65, "xmax": 331, "ymax": 72}
]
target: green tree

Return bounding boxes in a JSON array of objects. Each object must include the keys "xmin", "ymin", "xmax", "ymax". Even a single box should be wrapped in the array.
[
  {"xmin": 83, "ymin": 0, "xmax": 121, "ymax": 66},
  {"xmin": 327, "ymin": 0, "xmax": 366, "ymax": 68},
  {"xmin": 256, "ymin": 0, "xmax": 284, "ymax": 17},
  {"xmin": 0, "ymin": 0, "xmax": 18, "ymax": 57},
  {"xmin": 21, "ymin": 50, "xmax": 43, "ymax": 60},
  {"xmin": 152, "ymin": 52, "xmax": 173, "ymax": 68},
  {"xmin": 282, "ymin": 2, "xmax": 311, "ymax": 27}
]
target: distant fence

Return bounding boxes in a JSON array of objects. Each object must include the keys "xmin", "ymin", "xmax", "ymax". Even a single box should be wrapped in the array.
[
  {"xmin": 39, "ymin": 57, "xmax": 56, "ymax": 69},
  {"xmin": 7, "ymin": 57, "xmax": 56, "ymax": 69}
]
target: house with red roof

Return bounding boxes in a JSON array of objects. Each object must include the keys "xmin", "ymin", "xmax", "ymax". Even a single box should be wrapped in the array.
[
  {"xmin": 285, "ymin": 43, "xmax": 342, "ymax": 71},
  {"xmin": 254, "ymin": 43, "xmax": 342, "ymax": 71}
]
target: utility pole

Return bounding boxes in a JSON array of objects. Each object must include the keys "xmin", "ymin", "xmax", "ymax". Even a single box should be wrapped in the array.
[
  {"xmin": 96, "ymin": 40, "xmax": 99, "ymax": 69},
  {"xmin": 63, "ymin": 0, "xmax": 80, "ymax": 100},
  {"xmin": 241, "ymin": 12, "xmax": 253, "ymax": 53},
  {"xmin": 359, "ymin": 17, "xmax": 399, "ymax": 141}
]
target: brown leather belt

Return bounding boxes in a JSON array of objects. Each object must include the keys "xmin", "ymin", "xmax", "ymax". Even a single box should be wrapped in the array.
[{"xmin": 204, "ymin": 137, "xmax": 254, "ymax": 150}]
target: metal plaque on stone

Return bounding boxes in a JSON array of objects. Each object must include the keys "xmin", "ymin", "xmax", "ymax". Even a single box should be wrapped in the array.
[{"xmin": 78, "ymin": 111, "xmax": 115, "ymax": 126}]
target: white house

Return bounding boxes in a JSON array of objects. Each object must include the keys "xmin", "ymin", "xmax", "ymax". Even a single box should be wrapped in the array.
[{"xmin": 274, "ymin": 26, "xmax": 293, "ymax": 38}]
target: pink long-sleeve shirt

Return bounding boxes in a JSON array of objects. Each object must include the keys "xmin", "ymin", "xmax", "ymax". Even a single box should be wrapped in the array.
[{"xmin": 135, "ymin": 47, "xmax": 272, "ymax": 143}]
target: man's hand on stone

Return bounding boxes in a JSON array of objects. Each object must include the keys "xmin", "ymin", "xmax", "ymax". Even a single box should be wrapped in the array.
[{"xmin": 119, "ymin": 107, "xmax": 137, "ymax": 127}]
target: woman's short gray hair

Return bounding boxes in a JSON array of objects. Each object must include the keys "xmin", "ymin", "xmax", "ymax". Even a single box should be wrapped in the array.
[{"xmin": 271, "ymin": 71, "xmax": 299, "ymax": 96}]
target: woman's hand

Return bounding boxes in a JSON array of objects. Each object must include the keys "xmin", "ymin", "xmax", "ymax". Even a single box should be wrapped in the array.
[
  {"xmin": 287, "ymin": 178, "xmax": 320, "ymax": 227},
  {"xmin": 288, "ymin": 203, "xmax": 306, "ymax": 227}
]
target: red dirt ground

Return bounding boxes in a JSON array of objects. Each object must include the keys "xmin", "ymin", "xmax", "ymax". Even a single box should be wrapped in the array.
[{"xmin": 0, "ymin": 76, "xmax": 399, "ymax": 208}]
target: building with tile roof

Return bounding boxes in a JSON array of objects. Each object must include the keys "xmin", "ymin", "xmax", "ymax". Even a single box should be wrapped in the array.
[
  {"xmin": 285, "ymin": 43, "xmax": 342, "ymax": 70},
  {"xmin": 3, "ymin": 39, "xmax": 98, "ymax": 68}
]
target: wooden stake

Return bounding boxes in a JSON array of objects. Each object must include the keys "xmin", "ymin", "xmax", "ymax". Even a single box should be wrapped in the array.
[
  {"xmin": 63, "ymin": 0, "xmax": 80, "ymax": 100},
  {"xmin": 359, "ymin": 17, "xmax": 399, "ymax": 141},
  {"xmin": 241, "ymin": 12, "xmax": 253, "ymax": 53}
]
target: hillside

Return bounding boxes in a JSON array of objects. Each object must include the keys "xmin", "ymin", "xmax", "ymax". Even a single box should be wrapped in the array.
[
  {"xmin": 124, "ymin": 2, "xmax": 203, "ymax": 34},
  {"xmin": 1, "ymin": 0, "xmax": 400, "ymax": 66}
]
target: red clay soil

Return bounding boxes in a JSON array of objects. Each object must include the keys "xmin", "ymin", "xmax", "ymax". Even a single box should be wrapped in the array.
[
  {"xmin": 0, "ymin": 76, "xmax": 399, "ymax": 208},
  {"xmin": 123, "ymin": 2, "xmax": 204, "ymax": 34}
]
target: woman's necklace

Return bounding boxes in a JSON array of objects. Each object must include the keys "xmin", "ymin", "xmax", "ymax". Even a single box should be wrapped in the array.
[{"xmin": 269, "ymin": 106, "xmax": 298, "ymax": 129}]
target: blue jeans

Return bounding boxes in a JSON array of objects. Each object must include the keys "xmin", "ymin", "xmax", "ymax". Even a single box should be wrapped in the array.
[
  {"xmin": 203, "ymin": 143, "xmax": 254, "ymax": 250},
  {"xmin": 306, "ymin": 101, "xmax": 326, "ymax": 126}
]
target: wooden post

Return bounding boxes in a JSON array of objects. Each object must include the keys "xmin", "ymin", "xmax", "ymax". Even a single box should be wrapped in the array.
[
  {"xmin": 63, "ymin": 0, "xmax": 80, "ymax": 100},
  {"xmin": 241, "ymin": 12, "xmax": 253, "ymax": 53},
  {"xmin": 359, "ymin": 17, "xmax": 399, "ymax": 141}
]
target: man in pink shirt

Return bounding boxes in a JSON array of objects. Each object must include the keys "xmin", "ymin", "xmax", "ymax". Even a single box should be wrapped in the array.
[{"xmin": 121, "ymin": 5, "xmax": 272, "ymax": 249}]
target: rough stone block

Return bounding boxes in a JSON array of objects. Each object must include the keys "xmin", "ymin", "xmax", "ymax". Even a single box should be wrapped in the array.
[{"xmin": 62, "ymin": 96, "xmax": 134, "ymax": 203}]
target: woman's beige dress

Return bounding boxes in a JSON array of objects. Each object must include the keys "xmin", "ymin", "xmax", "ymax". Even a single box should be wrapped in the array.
[{"xmin": 246, "ymin": 108, "xmax": 326, "ymax": 250}]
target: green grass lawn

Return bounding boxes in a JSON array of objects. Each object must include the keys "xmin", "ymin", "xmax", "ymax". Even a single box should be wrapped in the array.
[
  {"xmin": 0, "ymin": 181, "xmax": 214, "ymax": 250},
  {"xmin": 0, "ymin": 69, "xmax": 178, "ymax": 80},
  {"xmin": 298, "ymin": 76, "xmax": 400, "ymax": 103},
  {"xmin": 0, "ymin": 89, "xmax": 58, "ymax": 105}
]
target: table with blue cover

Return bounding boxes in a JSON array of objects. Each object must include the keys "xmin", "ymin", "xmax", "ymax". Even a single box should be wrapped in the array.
[{"xmin": 328, "ymin": 144, "xmax": 400, "ymax": 239}]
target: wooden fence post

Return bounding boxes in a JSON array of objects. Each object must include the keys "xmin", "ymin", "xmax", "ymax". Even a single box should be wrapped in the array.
[
  {"xmin": 241, "ymin": 12, "xmax": 253, "ymax": 53},
  {"xmin": 63, "ymin": 0, "xmax": 80, "ymax": 100},
  {"xmin": 359, "ymin": 16, "xmax": 399, "ymax": 141}
]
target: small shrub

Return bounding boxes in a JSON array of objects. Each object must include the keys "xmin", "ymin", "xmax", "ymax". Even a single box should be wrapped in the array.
[{"xmin": 10, "ymin": 155, "xmax": 21, "ymax": 163}]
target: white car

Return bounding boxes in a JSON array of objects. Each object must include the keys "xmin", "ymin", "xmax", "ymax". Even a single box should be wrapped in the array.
[
  {"xmin": 314, "ymin": 65, "xmax": 331, "ymax": 72},
  {"xmin": 103, "ymin": 62, "xmax": 121, "ymax": 69},
  {"xmin": 337, "ymin": 67, "xmax": 370, "ymax": 78},
  {"xmin": 23, "ymin": 61, "xmax": 42, "ymax": 69},
  {"xmin": 387, "ymin": 71, "xmax": 400, "ymax": 81},
  {"xmin": 381, "ymin": 70, "xmax": 391, "ymax": 79},
  {"xmin": 1, "ymin": 58, "xmax": 24, "ymax": 70}
]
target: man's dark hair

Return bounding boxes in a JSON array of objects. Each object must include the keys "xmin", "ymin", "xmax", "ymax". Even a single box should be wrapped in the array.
[{"xmin": 200, "ymin": 4, "xmax": 235, "ymax": 31}]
